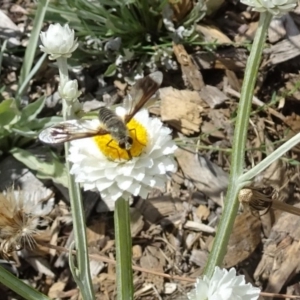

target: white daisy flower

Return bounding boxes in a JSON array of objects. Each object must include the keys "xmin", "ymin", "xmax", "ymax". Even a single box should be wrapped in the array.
[
  {"xmin": 40, "ymin": 23, "xmax": 78, "ymax": 60},
  {"xmin": 187, "ymin": 267, "xmax": 260, "ymax": 300},
  {"xmin": 68, "ymin": 107, "xmax": 177, "ymax": 202},
  {"xmin": 240, "ymin": 0, "xmax": 297, "ymax": 15}
]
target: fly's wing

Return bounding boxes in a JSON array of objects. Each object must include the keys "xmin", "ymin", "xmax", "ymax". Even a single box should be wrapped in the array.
[
  {"xmin": 39, "ymin": 119, "xmax": 108, "ymax": 144},
  {"xmin": 124, "ymin": 71, "xmax": 163, "ymax": 123}
]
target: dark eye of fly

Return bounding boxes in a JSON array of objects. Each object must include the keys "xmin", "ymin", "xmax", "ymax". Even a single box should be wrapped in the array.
[
  {"xmin": 119, "ymin": 141, "xmax": 126, "ymax": 149},
  {"xmin": 127, "ymin": 137, "xmax": 133, "ymax": 145}
]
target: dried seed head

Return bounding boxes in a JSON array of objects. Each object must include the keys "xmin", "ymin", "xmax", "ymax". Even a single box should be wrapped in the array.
[
  {"xmin": 0, "ymin": 187, "xmax": 53, "ymax": 257},
  {"xmin": 238, "ymin": 188, "xmax": 273, "ymax": 216},
  {"xmin": 239, "ymin": 188, "xmax": 300, "ymax": 217}
]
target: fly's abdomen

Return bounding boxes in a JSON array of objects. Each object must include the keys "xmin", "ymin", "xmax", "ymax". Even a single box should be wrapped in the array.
[
  {"xmin": 98, "ymin": 107, "xmax": 117, "ymax": 124},
  {"xmin": 98, "ymin": 107, "xmax": 127, "ymax": 136}
]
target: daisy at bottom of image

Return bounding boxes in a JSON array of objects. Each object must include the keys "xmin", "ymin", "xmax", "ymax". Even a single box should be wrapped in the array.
[{"xmin": 187, "ymin": 267, "xmax": 261, "ymax": 300}]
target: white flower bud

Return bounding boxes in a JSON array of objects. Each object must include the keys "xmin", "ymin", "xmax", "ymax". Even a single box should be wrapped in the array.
[
  {"xmin": 241, "ymin": 0, "xmax": 297, "ymax": 15},
  {"xmin": 58, "ymin": 79, "xmax": 81, "ymax": 102},
  {"xmin": 40, "ymin": 24, "xmax": 78, "ymax": 60}
]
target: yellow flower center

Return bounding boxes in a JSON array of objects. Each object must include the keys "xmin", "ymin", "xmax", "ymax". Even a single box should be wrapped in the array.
[{"xmin": 93, "ymin": 118, "xmax": 148, "ymax": 161}]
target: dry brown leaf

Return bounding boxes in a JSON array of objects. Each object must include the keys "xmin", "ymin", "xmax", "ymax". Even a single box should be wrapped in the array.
[
  {"xmin": 235, "ymin": 21, "xmax": 258, "ymax": 42},
  {"xmin": 135, "ymin": 196, "xmax": 184, "ymax": 223},
  {"xmin": 132, "ymin": 245, "xmax": 142, "ymax": 260},
  {"xmin": 199, "ymin": 85, "xmax": 228, "ymax": 108},
  {"xmin": 267, "ymin": 15, "xmax": 300, "ymax": 66},
  {"xmin": 225, "ymin": 69, "xmax": 241, "ymax": 92},
  {"xmin": 190, "ymin": 249, "xmax": 208, "ymax": 268},
  {"xmin": 223, "ymin": 211, "xmax": 261, "ymax": 268},
  {"xmin": 185, "ymin": 232, "xmax": 201, "ymax": 250},
  {"xmin": 254, "ymin": 203, "xmax": 300, "ymax": 295},
  {"xmin": 160, "ymin": 87, "xmax": 204, "ymax": 135},
  {"xmin": 207, "ymin": 108, "xmax": 233, "ymax": 139},
  {"xmin": 48, "ymin": 281, "xmax": 67, "ymax": 298},
  {"xmin": 140, "ymin": 246, "xmax": 165, "ymax": 271},
  {"xmin": 86, "ymin": 219, "xmax": 106, "ymax": 247},
  {"xmin": 196, "ymin": 24, "xmax": 232, "ymax": 44},
  {"xmin": 140, "ymin": 246, "xmax": 165, "ymax": 292},
  {"xmin": 215, "ymin": 47, "xmax": 248, "ymax": 71},
  {"xmin": 285, "ymin": 113, "xmax": 300, "ymax": 133},
  {"xmin": 268, "ymin": 40, "xmax": 300, "ymax": 65},
  {"xmin": 268, "ymin": 16, "xmax": 286, "ymax": 43},
  {"xmin": 130, "ymin": 208, "xmax": 144, "ymax": 237},
  {"xmin": 173, "ymin": 43, "xmax": 205, "ymax": 90},
  {"xmin": 175, "ymin": 147, "xmax": 228, "ymax": 206},
  {"xmin": 196, "ymin": 205, "xmax": 210, "ymax": 221},
  {"xmin": 201, "ymin": 121, "xmax": 226, "ymax": 139}
]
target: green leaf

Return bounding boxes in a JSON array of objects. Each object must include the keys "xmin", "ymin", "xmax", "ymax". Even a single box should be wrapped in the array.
[
  {"xmin": 12, "ymin": 116, "xmax": 63, "ymax": 137},
  {"xmin": 0, "ymin": 265, "xmax": 51, "ymax": 300},
  {"xmin": 17, "ymin": 53, "xmax": 47, "ymax": 99},
  {"xmin": 20, "ymin": 96, "xmax": 46, "ymax": 123},
  {"xmin": 104, "ymin": 63, "xmax": 117, "ymax": 77},
  {"xmin": 0, "ymin": 40, "xmax": 8, "ymax": 77},
  {"xmin": 27, "ymin": 116, "xmax": 63, "ymax": 130},
  {"xmin": 0, "ymin": 99, "xmax": 20, "ymax": 127},
  {"xmin": 288, "ymin": 159, "xmax": 300, "ymax": 166},
  {"xmin": 17, "ymin": 0, "xmax": 50, "ymax": 100},
  {"xmin": 11, "ymin": 126, "xmax": 36, "ymax": 138},
  {"xmin": 10, "ymin": 147, "xmax": 68, "ymax": 187}
]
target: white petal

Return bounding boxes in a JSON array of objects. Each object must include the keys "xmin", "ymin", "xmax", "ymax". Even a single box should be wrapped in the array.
[
  {"xmin": 138, "ymin": 185, "xmax": 150, "ymax": 198},
  {"xmin": 96, "ymin": 180, "xmax": 114, "ymax": 191},
  {"xmin": 116, "ymin": 177, "xmax": 133, "ymax": 190},
  {"xmin": 127, "ymin": 181, "xmax": 142, "ymax": 195}
]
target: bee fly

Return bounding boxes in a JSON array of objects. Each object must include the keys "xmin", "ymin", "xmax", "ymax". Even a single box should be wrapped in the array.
[
  {"xmin": 97, "ymin": 106, "xmax": 134, "ymax": 158},
  {"xmin": 39, "ymin": 71, "xmax": 163, "ymax": 159}
]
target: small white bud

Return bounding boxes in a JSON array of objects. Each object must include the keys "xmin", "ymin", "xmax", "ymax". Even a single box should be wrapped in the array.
[{"xmin": 58, "ymin": 79, "xmax": 81, "ymax": 102}]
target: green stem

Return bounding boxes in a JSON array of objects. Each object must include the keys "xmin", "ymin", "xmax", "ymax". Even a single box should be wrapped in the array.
[
  {"xmin": 57, "ymin": 57, "xmax": 95, "ymax": 300},
  {"xmin": 204, "ymin": 12, "xmax": 273, "ymax": 278},
  {"xmin": 57, "ymin": 57, "xmax": 69, "ymax": 87},
  {"xmin": 64, "ymin": 146, "xmax": 95, "ymax": 300},
  {"xmin": 114, "ymin": 198, "xmax": 134, "ymax": 300}
]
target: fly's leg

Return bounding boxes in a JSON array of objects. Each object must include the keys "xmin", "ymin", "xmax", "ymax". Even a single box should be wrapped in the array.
[
  {"xmin": 129, "ymin": 128, "xmax": 145, "ymax": 147},
  {"xmin": 126, "ymin": 150, "xmax": 132, "ymax": 160},
  {"xmin": 106, "ymin": 139, "xmax": 121, "ymax": 160},
  {"xmin": 106, "ymin": 139, "xmax": 132, "ymax": 160}
]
